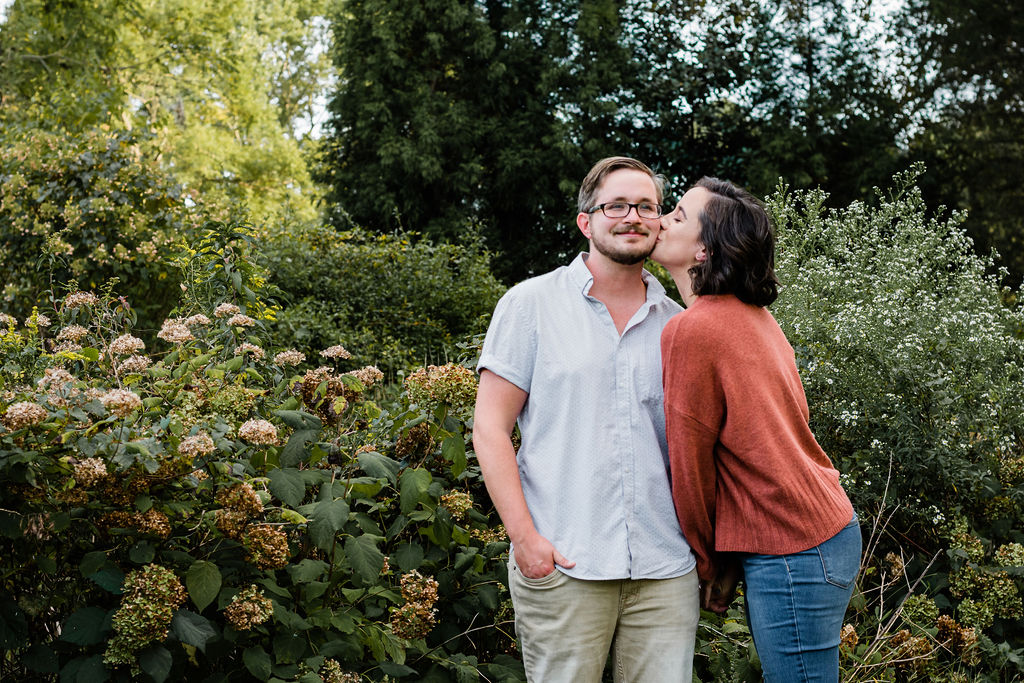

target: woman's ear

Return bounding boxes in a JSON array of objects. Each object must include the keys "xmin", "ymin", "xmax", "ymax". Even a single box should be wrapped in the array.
[{"xmin": 696, "ymin": 247, "xmax": 708, "ymax": 263}]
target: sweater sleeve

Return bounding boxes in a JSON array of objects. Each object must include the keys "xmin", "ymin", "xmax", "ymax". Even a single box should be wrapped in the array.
[{"xmin": 661, "ymin": 315, "xmax": 725, "ymax": 585}]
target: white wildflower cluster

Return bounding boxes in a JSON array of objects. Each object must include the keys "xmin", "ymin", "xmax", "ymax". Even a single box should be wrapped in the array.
[{"xmin": 0, "ymin": 313, "xmax": 15, "ymax": 328}]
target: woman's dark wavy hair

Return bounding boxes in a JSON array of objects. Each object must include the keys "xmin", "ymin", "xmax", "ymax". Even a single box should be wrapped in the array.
[{"xmin": 689, "ymin": 177, "xmax": 780, "ymax": 307}]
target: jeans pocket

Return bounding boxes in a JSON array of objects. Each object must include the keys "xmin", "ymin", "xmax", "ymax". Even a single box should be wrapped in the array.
[{"xmin": 817, "ymin": 520, "xmax": 862, "ymax": 589}]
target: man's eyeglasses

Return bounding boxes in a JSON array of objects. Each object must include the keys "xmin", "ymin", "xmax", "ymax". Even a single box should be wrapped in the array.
[{"xmin": 587, "ymin": 202, "xmax": 664, "ymax": 219}]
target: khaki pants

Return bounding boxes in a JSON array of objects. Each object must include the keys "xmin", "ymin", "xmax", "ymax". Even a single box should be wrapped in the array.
[{"xmin": 508, "ymin": 549, "xmax": 699, "ymax": 683}]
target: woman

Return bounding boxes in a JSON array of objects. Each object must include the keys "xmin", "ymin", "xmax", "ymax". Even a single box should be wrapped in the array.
[{"xmin": 654, "ymin": 177, "xmax": 860, "ymax": 682}]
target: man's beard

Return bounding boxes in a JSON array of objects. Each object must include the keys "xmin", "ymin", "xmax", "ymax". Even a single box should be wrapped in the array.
[{"xmin": 592, "ymin": 230, "xmax": 655, "ymax": 265}]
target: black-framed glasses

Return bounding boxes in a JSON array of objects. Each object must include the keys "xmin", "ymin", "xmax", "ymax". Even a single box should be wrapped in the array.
[{"xmin": 587, "ymin": 201, "xmax": 664, "ymax": 219}]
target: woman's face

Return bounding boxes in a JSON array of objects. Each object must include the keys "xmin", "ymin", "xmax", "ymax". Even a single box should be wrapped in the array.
[{"xmin": 651, "ymin": 186, "xmax": 710, "ymax": 270}]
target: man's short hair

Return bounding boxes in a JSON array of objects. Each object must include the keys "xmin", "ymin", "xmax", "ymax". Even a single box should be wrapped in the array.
[{"xmin": 577, "ymin": 157, "xmax": 665, "ymax": 215}]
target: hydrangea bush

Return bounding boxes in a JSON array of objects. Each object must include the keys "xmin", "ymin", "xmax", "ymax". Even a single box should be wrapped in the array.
[{"xmin": 0, "ymin": 290, "xmax": 520, "ymax": 682}]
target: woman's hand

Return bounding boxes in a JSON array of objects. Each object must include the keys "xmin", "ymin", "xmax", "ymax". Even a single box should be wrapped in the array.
[{"xmin": 701, "ymin": 559, "xmax": 742, "ymax": 613}]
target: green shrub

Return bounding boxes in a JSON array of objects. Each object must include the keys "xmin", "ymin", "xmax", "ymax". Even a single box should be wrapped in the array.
[
  {"xmin": 0, "ymin": 127, "xmax": 206, "ymax": 332},
  {"xmin": 0, "ymin": 289, "xmax": 520, "ymax": 682},
  {"xmin": 262, "ymin": 225, "xmax": 505, "ymax": 373},
  {"xmin": 768, "ymin": 164, "xmax": 1024, "ymax": 679}
]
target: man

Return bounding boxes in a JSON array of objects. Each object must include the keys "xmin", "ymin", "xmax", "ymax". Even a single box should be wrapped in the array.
[{"xmin": 473, "ymin": 157, "xmax": 699, "ymax": 682}]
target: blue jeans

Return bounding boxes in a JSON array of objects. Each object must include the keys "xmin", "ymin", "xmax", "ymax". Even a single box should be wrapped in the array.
[{"xmin": 741, "ymin": 516, "xmax": 861, "ymax": 683}]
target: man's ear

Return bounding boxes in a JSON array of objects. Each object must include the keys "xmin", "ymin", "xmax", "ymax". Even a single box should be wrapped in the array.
[{"xmin": 576, "ymin": 212, "xmax": 592, "ymax": 240}]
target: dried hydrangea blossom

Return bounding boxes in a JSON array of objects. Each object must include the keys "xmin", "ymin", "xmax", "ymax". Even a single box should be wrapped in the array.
[
  {"xmin": 109, "ymin": 334, "xmax": 145, "ymax": 356},
  {"xmin": 390, "ymin": 570, "xmax": 440, "ymax": 640},
  {"xmin": 135, "ymin": 509, "xmax": 172, "ymax": 539},
  {"xmin": 0, "ymin": 313, "xmax": 17, "ymax": 328},
  {"xmin": 74, "ymin": 457, "xmax": 108, "ymax": 488},
  {"xmin": 56, "ymin": 325, "xmax": 90, "ymax": 343},
  {"xmin": 273, "ymin": 349, "xmax": 306, "ymax": 366},
  {"xmin": 104, "ymin": 564, "xmax": 187, "ymax": 666},
  {"xmin": 404, "ymin": 363, "xmax": 478, "ymax": 412},
  {"xmin": 101, "ymin": 389, "xmax": 142, "ymax": 418},
  {"xmin": 346, "ymin": 365, "xmax": 384, "ymax": 389},
  {"xmin": 213, "ymin": 303, "xmax": 240, "ymax": 318},
  {"xmin": 2, "ymin": 402, "xmax": 48, "ymax": 430},
  {"xmin": 30, "ymin": 313, "xmax": 51, "ymax": 327},
  {"xmin": 238, "ymin": 419, "xmax": 278, "ymax": 445},
  {"xmin": 62, "ymin": 291, "xmax": 99, "ymax": 309},
  {"xmin": 234, "ymin": 342, "xmax": 264, "ymax": 360},
  {"xmin": 118, "ymin": 355, "xmax": 152, "ymax": 374},
  {"xmin": 470, "ymin": 524, "xmax": 508, "ymax": 544},
  {"xmin": 227, "ymin": 313, "xmax": 255, "ymax": 327},
  {"xmin": 320, "ymin": 344, "xmax": 352, "ymax": 360},
  {"xmin": 216, "ymin": 483, "xmax": 264, "ymax": 518},
  {"xmin": 225, "ymin": 585, "xmax": 274, "ymax": 630},
  {"xmin": 183, "ymin": 314, "xmax": 211, "ymax": 327},
  {"xmin": 37, "ymin": 367, "xmax": 75, "ymax": 390},
  {"xmin": 320, "ymin": 659, "xmax": 361, "ymax": 683},
  {"xmin": 440, "ymin": 491, "xmax": 473, "ymax": 522},
  {"xmin": 244, "ymin": 525, "xmax": 289, "ymax": 569},
  {"xmin": 179, "ymin": 432, "xmax": 215, "ymax": 458},
  {"xmin": 157, "ymin": 319, "xmax": 194, "ymax": 344}
]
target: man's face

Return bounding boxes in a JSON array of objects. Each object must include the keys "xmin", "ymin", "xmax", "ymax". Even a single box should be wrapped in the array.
[{"xmin": 577, "ymin": 169, "xmax": 661, "ymax": 266}]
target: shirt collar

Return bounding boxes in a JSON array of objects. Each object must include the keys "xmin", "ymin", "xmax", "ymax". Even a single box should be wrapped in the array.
[{"xmin": 568, "ymin": 252, "xmax": 669, "ymax": 304}]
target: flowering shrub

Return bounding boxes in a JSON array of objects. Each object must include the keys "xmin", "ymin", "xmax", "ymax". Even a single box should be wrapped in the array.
[
  {"xmin": 765, "ymin": 164, "xmax": 1024, "ymax": 679},
  {"xmin": 0, "ymin": 127, "xmax": 204, "ymax": 330},
  {"xmin": 0, "ymin": 290, "xmax": 519, "ymax": 682}
]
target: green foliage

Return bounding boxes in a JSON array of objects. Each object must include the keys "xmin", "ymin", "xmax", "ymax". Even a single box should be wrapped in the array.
[
  {"xmin": 0, "ymin": 289, "xmax": 519, "ymax": 682},
  {"xmin": 770, "ymin": 164, "xmax": 1024, "ymax": 678},
  {"xmin": 898, "ymin": 0, "xmax": 1024, "ymax": 285},
  {"xmin": 0, "ymin": 0, "xmax": 326, "ymax": 226},
  {"xmin": 0, "ymin": 126, "xmax": 201, "ymax": 331},
  {"xmin": 262, "ymin": 224, "xmax": 505, "ymax": 373}
]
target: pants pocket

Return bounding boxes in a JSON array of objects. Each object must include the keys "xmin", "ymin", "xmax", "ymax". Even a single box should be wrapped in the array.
[
  {"xmin": 509, "ymin": 548, "xmax": 565, "ymax": 588},
  {"xmin": 817, "ymin": 518, "xmax": 862, "ymax": 589}
]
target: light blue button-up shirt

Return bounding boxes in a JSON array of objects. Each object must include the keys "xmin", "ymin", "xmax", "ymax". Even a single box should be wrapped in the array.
[{"xmin": 478, "ymin": 253, "xmax": 696, "ymax": 580}]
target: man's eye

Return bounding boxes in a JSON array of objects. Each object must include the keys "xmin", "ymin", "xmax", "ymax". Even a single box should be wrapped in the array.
[
  {"xmin": 638, "ymin": 203, "xmax": 656, "ymax": 212},
  {"xmin": 606, "ymin": 203, "xmax": 629, "ymax": 211}
]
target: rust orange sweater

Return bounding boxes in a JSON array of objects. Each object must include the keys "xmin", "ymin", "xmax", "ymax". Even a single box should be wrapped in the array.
[{"xmin": 661, "ymin": 295, "xmax": 853, "ymax": 584}]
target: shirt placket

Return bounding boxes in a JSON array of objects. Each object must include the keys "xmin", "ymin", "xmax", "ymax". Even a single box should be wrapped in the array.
[{"xmin": 616, "ymin": 333, "xmax": 638, "ymax": 575}]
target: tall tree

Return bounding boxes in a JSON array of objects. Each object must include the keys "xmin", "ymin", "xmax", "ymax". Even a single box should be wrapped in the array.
[
  {"xmin": 897, "ymin": 0, "xmax": 1024, "ymax": 283},
  {"xmin": 726, "ymin": 0, "xmax": 908, "ymax": 204},
  {"xmin": 0, "ymin": 0, "xmax": 328, "ymax": 225},
  {"xmin": 317, "ymin": 0, "xmax": 594, "ymax": 280}
]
